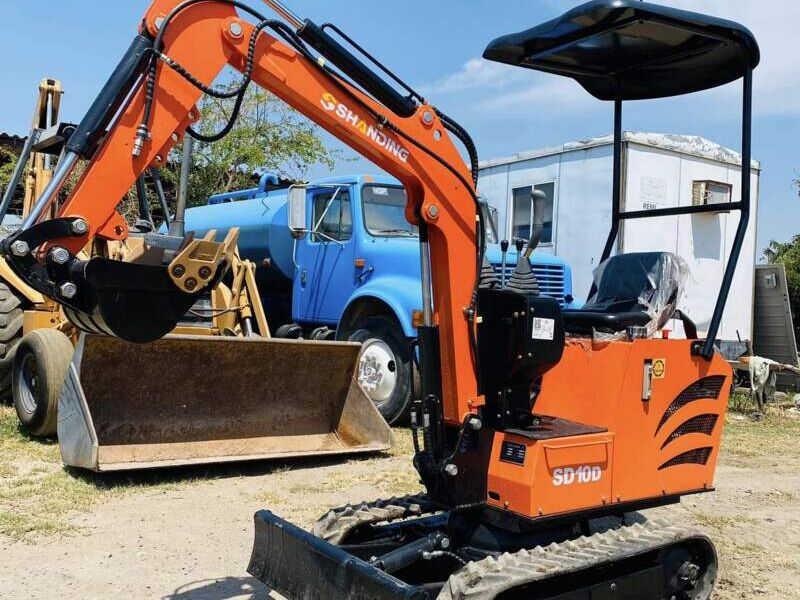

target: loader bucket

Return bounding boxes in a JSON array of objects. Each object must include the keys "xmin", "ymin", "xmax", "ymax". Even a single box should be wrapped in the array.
[{"xmin": 57, "ymin": 334, "xmax": 393, "ymax": 471}]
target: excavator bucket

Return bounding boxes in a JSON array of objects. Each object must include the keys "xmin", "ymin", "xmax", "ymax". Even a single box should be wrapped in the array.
[{"xmin": 57, "ymin": 334, "xmax": 392, "ymax": 471}]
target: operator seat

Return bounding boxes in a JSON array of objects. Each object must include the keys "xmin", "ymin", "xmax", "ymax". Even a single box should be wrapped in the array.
[{"xmin": 562, "ymin": 252, "xmax": 685, "ymax": 336}]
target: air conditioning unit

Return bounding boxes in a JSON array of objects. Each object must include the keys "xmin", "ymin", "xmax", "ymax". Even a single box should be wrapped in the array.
[{"xmin": 692, "ymin": 180, "xmax": 732, "ymax": 210}]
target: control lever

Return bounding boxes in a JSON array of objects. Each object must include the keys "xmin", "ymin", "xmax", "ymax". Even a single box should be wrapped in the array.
[
  {"xmin": 524, "ymin": 189, "xmax": 547, "ymax": 258},
  {"xmin": 500, "ymin": 239, "xmax": 509, "ymax": 288}
]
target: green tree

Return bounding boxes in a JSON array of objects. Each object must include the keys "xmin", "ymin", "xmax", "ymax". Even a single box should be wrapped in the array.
[
  {"xmin": 0, "ymin": 146, "xmax": 19, "ymax": 197},
  {"xmin": 159, "ymin": 84, "xmax": 345, "ymax": 210},
  {"xmin": 763, "ymin": 235, "xmax": 800, "ymax": 321},
  {"xmin": 4, "ymin": 83, "xmax": 344, "ymax": 225}
]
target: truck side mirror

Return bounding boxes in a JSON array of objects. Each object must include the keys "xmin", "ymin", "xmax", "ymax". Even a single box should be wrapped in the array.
[{"xmin": 288, "ymin": 185, "xmax": 307, "ymax": 240}]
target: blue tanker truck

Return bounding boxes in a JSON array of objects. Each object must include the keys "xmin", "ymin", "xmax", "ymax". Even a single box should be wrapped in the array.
[{"xmin": 182, "ymin": 173, "xmax": 575, "ymax": 423}]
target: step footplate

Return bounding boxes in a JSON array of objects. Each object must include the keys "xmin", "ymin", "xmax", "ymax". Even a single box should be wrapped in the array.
[{"xmin": 248, "ymin": 510, "xmax": 428, "ymax": 600}]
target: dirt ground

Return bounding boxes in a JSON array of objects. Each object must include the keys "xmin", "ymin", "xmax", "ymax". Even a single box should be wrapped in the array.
[{"xmin": 1, "ymin": 405, "xmax": 799, "ymax": 600}]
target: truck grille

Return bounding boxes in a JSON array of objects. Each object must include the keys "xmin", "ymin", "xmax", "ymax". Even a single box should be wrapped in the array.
[{"xmin": 492, "ymin": 262, "xmax": 566, "ymax": 302}]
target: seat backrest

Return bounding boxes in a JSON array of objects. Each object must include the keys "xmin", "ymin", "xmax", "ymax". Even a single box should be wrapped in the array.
[{"xmin": 585, "ymin": 252, "xmax": 687, "ymax": 329}]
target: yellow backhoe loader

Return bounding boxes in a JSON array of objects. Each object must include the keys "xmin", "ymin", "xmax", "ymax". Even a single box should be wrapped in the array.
[
  {"xmin": 0, "ymin": 78, "xmax": 70, "ymax": 429},
  {"xmin": 0, "ymin": 80, "xmax": 391, "ymax": 470}
]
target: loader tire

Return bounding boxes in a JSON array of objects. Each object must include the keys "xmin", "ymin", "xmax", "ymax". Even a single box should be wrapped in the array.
[
  {"xmin": 12, "ymin": 329, "xmax": 74, "ymax": 438},
  {"xmin": 0, "ymin": 281, "xmax": 25, "ymax": 404},
  {"xmin": 349, "ymin": 316, "xmax": 412, "ymax": 424},
  {"xmin": 274, "ymin": 323, "xmax": 303, "ymax": 339}
]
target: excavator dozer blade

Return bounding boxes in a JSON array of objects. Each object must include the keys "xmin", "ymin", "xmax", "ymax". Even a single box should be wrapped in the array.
[{"xmin": 57, "ymin": 334, "xmax": 393, "ymax": 471}]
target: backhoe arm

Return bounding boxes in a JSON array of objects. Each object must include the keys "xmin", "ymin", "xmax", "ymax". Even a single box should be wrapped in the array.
[{"xmin": 0, "ymin": 0, "xmax": 482, "ymax": 426}]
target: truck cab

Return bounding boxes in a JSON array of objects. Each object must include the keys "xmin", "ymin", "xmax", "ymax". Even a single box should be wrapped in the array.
[{"xmin": 185, "ymin": 174, "xmax": 575, "ymax": 423}]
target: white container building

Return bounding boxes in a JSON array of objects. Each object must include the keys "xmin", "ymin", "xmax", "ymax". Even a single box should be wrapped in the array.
[{"xmin": 478, "ymin": 132, "xmax": 760, "ymax": 342}]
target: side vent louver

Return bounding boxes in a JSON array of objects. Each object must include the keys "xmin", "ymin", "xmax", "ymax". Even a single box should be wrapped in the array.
[
  {"xmin": 658, "ymin": 447, "xmax": 712, "ymax": 470},
  {"xmin": 655, "ymin": 375, "xmax": 726, "ymax": 434},
  {"xmin": 660, "ymin": 414, "xmax": 719, "ymax": 450}
]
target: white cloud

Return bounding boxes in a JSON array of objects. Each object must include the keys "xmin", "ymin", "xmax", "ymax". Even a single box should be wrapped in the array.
[
  {"xmin": 420, "ymin": 0, "xmax": 799, "ymax": 119},
  {"xmin": 666, "ymin": 0, "xmax": 800, "ymax": 116},
  {"xmin": 418, "ymin": 58, "xmax": 528, "ymax": 96},
  {"xmin": 419, "ymin": 56, "xmax": 598, "ymax": 116}
]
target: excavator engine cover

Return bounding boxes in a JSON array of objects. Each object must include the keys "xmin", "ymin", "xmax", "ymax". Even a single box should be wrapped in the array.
[{"xmin": 57, "ymin": 334, "xmax": 392, "ymax": 471}]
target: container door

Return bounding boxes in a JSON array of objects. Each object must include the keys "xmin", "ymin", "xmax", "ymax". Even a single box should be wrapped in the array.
[{"xmin": 293, "ymin": 186, "xmax": 356, "ymax": 324}]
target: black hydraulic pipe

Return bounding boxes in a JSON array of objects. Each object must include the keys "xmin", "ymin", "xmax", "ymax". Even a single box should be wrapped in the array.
[
  {"xmin": 135, "ymin": 175, "xmax": 154, "ymax": 227},
  {"xmin": 297, "ymin": 20, "xmax": 417, "ymax": 118},
  {"xmin": 149, "ymin": 168, "xmax": 171, "ymax": 229},
  {"xmin": 370, "ymin": 533, "xmax": 443, "ymax": 574},
  {"xmin": 0, "ymin": 129, "xmax": 39, "ymax": 222},
  {"xmin": 699, "ymin": 67, "xmax": 753, "ymax": 359},
  {"xmin": 169, "ymin": 135, "xmax": 193, "ymax": 238},
  {"xmin": 65, "ymin": 34, "xmax": 154, "ymax": 159}
]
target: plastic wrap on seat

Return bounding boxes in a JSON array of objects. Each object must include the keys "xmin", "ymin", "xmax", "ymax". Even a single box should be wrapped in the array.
[{"xmin": 585, "ymin": 252, "xmax": 689, "ymax": 341}]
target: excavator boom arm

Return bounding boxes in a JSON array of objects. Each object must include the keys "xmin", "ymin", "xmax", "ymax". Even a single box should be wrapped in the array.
[{"xmin": 3, "ymin": 0, "xmax": 482, "ymax": 426}]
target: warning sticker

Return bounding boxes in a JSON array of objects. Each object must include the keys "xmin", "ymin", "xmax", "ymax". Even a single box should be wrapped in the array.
[
  {"xmin": 531, "ymin": 317, "xmax": 555, "ymax": 341},
  {"xmin": 652, "ymin": 358, "xmax": 666, "ymax": 379}
]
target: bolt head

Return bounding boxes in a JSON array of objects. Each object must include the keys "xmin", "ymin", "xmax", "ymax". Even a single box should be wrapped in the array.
[
  {"xmin": 59, "ymin": 282, "xmax": 78, "ymax": 299},
  {"xmin": 154, "ymin": 16, "xmax": 165, "ymax": 30},
  {"xmin": 172, "ymin": 264, "xmax": 186, "ymax": 278},
  {"xmin": 422, "ymin": 111, "xmax": 434, "ymax": 125},
  {"xmin": 10, "ymin": 240, "xmax": 29, "ymax": 257},
  {"xmin": 49, "ymin": 247, "xmax": 70, "ymax": 265},
  {"xmin": 198, "ymin": 266, "xmax": 212, "ymax": 280},
  {"xmin": 469, "ymin": 417, "xmax": 483, "ymax": 431},
  {"xmin": 184, "ymin": 278, "xmax": 198, "ymax": 292},
  {"xmin": 229, "ymin": 21, "xmax": 244, "ymax": 37},
  {"xmin": 440, "ymin": 537, "xmax": 451, "ymax": 549},
  {"xmin": 70, "ymin": 219, "xmax": 88, "ymax": 235},
  {"xmin": 444, "ymin": 463, "xmax": 458, "ymax": 477},
  {"xmin": 427, "ymin": 205, "xmax": 439, "ymax": 219}
]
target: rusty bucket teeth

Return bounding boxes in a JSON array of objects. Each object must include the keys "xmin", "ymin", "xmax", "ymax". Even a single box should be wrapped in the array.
[{"xmin": 57, "ymin": 334, "xmax": 393, "ymax": 471}]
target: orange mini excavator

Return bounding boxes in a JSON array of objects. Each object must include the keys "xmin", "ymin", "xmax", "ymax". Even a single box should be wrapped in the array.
[{"xmin": 1, "ymin": 0, "xmax": 758, "ymax": 598}]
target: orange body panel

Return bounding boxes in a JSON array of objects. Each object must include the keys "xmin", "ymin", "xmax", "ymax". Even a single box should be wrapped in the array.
[
  {"xmin": 488, "ymin": 431, "xmax": 614, "ymax": 517},
  {"xmin": 48, "ymin": 0, "xmax": 480, "ymax": 426},
  {"xmin": 487, "ymin": 338, "xmax": 731, "ymax": 519}
]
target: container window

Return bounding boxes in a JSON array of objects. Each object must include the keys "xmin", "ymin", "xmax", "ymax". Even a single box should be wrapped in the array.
[
  {"xmin": 692, "ymin": 180, "xmax": 732, "ymax": 206},
  {"xmin": 511, "ymin": 182, "xmax": 554, "ymax": 244}
]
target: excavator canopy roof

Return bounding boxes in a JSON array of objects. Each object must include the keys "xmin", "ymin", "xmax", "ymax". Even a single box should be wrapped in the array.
[{"xmin": 482, "ymin": 0, "xmax": 760, "ymax": 101}]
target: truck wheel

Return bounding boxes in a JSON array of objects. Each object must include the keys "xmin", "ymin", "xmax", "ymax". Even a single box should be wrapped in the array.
[
  {"xmin": 348, "ymin": 317, "xmax": 412, "ymax": 424},
  {"xmin": 0, "ymin": 281, "xmax": 25, "ymax": 404},
  {"xmin": 12, "ymin": 329, "xmax": 74, "ymax": 438}
]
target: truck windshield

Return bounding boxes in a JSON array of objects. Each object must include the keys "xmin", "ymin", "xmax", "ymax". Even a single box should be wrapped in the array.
[{"xmin": 362, "ymin": 185, "xmax": 418, "ymax": 237}]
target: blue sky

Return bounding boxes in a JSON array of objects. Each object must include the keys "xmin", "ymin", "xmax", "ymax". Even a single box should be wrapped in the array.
[{"xmin": 1, "ymin": 1, "xmax": 797, "ymax": 252}]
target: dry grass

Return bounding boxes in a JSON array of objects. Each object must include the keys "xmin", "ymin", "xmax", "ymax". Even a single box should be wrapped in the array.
[
  {"xmin": 3, "ymin": 387, "xmax": 798, "ymax": 551},
  {"xmin": 0, "ymin": 405, "xmax": 97, "ymax": 538},
  {"xmin": 721, "ymin": 396, "xmax": 800, "ymax": 466},
  {"xmin": 0, "ymin": 404, "xmax": 420, "ymax": 541},
  {"xmin": 255, "ymin": 428, "xmax": 422, "ymax": 527},
  {"xmin": 0, "ymin": 406, "xmax": 213, "ymax": 540}
]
